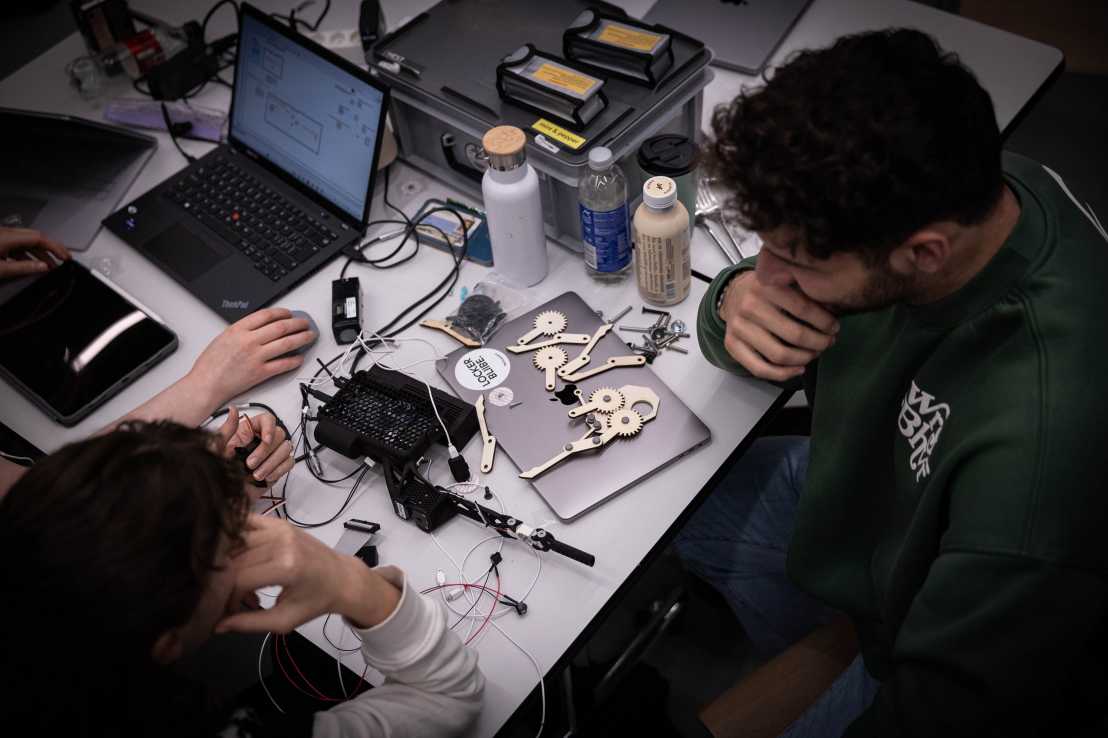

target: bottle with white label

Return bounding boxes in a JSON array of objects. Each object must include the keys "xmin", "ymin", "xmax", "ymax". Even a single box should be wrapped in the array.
[
  {"xmin": 481, "ymin": 125, "xmax": 548, "ymax": 286},
  {"xmin": 632, "ymin": 176, "xmax": 690, "ymax": 305},
  {"xmin": 579, "ymin": 146, "xmax": 631, "ymax": 281}
]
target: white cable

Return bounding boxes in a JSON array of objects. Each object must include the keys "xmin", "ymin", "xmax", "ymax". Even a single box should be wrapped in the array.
[
  {"xmin": 336, "ymin": 622, "xmax": 349, "ymax": 699},
  {"xmin": 0, "ymin": 450, "xmax": 34, "ymax": 464},
  {"xmin": 492, "ymin": 619, "xmax": 545, "ymax": 738},
  {"xmin": 259, "ymin": 633, "xmax": 285, "ymax": 714},
  {"xmin": 368, "ymin": 331, "xmax": 457, "ymax": 452}
]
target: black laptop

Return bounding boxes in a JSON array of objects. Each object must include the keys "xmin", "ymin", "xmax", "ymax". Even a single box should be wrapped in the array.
[{"xmin": 104, "ymin": 3, "xmax": 390, "ymax": 322}]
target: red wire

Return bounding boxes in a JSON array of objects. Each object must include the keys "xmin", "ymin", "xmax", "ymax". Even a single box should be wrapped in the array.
[
  {"xmin": 273, "ymin": 634, "xmax": 336, "ymax": 702},
  {"xmin": 282, "ymin": 634, "xmax": 342, "ymax": 702},
  {"xmin": 465, "ymin": 570, "xmax": 500, "ymax": 645}
]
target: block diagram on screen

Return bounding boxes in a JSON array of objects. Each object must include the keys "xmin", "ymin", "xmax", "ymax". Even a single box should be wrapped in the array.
[{"xmin": 265, "ymin": 94, "xmax": 323, "ymax": 154}]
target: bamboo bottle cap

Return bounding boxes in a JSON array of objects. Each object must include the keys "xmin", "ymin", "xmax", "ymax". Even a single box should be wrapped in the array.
[{"xmin": 483, "ymin": 126, "xmax": 527, "ymax": 171}]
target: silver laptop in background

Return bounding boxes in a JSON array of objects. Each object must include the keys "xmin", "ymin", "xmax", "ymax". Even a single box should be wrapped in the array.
[
  {"xmin": 438, "ymin": 292, "xmax": 711, "ymax": 521},
  {"xmin": 645, "ymin": 0, "xmax": 813, "ymax": 75},
  {"xmin": 0, "ymin": 109, "xmax": 156, "ymax": 251}
]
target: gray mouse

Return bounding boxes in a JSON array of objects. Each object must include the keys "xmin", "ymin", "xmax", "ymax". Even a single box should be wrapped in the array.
[{"xmin": 285, "ymin": 310, "xmax": 319, "ymax": 356}]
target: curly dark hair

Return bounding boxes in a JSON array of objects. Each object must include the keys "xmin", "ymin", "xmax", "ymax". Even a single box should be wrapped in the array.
[
  {"xmin": 706, "ymin": 28, "xmax": 1003, "ymax": 262},
  {"xmin": 0, "ymin": 421, "xmax": 252, "ymax": 736}
]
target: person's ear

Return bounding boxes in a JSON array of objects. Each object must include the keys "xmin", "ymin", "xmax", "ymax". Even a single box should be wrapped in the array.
[
  {"xmin": 887, "ymin": 229, "xmax": 951, "ymax": 276},
  {"xmin": 151, "ymin": 629, "xmax": 185, "ymax": 665}
]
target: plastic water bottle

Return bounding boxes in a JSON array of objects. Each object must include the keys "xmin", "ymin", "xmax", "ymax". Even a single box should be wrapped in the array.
[
  {"xmin": 579, "ymin": 147, "xmax": 631, "ymax": 281},
  {"xmin": 482, "ymin": 125, "xmax": 548, "ymax": 287}
]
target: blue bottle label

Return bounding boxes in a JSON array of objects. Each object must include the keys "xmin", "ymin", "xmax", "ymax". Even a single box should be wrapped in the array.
[{"xmin": 579, "ymin": 203, "xmax": 631, "ymax": 272}]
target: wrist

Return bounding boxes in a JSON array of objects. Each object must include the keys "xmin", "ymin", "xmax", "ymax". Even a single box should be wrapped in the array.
[
  {"xmin": 180, "ymin": 369, "xmax": 224, "ymax": 420},
  {"xmin": 337, "ymin": 556, "xmax": 401, "ymax": 629},
  {"xmin": 716, "ymin": 269, "xmax": 748, "ymax": 321}
]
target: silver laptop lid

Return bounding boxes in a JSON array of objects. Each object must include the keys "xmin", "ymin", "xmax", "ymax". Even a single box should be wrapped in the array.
[
  {"xmin": 645, "ymin": 0, "xmax": 813, "ymax": 75},
  {"xmin": 438, "ymin": 292, "xmax": 711, "ymax": 521}
]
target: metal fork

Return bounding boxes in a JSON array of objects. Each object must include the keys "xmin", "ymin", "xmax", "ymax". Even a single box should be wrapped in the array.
[{"xmin": 695, "ymin": 180, "xmax": 744, "ymax": 262}]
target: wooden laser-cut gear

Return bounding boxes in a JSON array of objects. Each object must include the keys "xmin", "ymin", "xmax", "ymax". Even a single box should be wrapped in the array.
[
  {"xmin": 516, "ymin": 310, "xmax": 568, "ymax": 345},
  {"xmin": 567, "ymin": 387, "xmax": 624, "ymax": 418},
  {"xmin": 532, "ymin": 346, "xmax": 568, "ymax": 391},
  {"xmin": 475, "ymin": 394, "xmax": 497, "ymax": 473},
  {"xmin": 505, "ymin": 333, "xmax": 592, "ymax": 354},
  {"xmin": 558, "ymin": 322, "xmax": 613, "ymax": 376},
  {"xmin": 518, "ymin": 385, "xmax": 661, "ymax": 479},
  {"xmin": 560, "ymin": 355, "xmax": 646, "ymax": 383}
]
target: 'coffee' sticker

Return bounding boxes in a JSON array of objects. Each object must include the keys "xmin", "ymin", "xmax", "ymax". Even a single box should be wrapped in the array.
[{"xmin": 454, "ymin": 348, "xmax": 510, "ymax": 391}]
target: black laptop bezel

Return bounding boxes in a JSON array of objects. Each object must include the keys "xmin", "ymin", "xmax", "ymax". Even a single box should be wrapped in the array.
[{"xmin": 227, "ymin": 3, "xmax": 390, "ymax": 230}]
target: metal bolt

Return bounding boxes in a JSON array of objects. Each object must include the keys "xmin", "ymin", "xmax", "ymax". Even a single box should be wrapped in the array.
[
  {"xmin": 592, "ymin": 437, "xmax": 601, "ymax": 445},
  {"xmin": 610, "ymin": 305, "xmax": 632, "ymax": 324},
  {"xmin": 564, "ymin": 443, "xmax": 573, "ymax": 451},
  {"xmin": 665, "ymin": 345, "xmax": 689, "ymax": 354},
  {"xmin": 672, "ymin": 320, "xmax": 687, "ymax": 334},
  {"xmin": 620, "ymin": 326, "xmax": 652, "ymax": 332},
  {"xmin": 621, "ymin": 415, "xmax": 630, "ymax": 425},
  {"xmin": 509, "ymin": 401, "xmax": 522, "ymax": 408}
]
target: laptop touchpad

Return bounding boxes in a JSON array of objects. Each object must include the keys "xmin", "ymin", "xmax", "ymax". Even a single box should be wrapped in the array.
[{"xmin": 145, "ymin": 223, "xmax": 228, "ymax": 282}]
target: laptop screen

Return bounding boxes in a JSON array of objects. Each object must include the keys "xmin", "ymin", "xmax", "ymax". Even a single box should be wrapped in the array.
[{"xmin": 230, "ymin": 12, "xmax": 384, "ymax": 221}]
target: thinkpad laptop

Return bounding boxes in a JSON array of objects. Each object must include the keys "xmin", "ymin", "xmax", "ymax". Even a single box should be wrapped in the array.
[
  {"xmin": 104, "ymin": 3, "xmax": 389, "ymax": 322},
  {"xmin": 645, "ymin": 0, "xmax": 813, "ymax": 75},
  {"xmin": 439, "ymin": 292, "xmax": 711, "ymax": 521}
]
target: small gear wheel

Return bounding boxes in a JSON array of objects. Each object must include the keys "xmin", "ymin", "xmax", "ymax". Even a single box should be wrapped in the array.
[
  {"xmin": 533, "ymin": 346, "xmax": 568, "ymax": 370},
  {"xmin": 533, "ymin": 310, "xmax": 567, "ymax": 335},
  {"xmin": 606, "ymin": 408, "xmax": 644, "ymax": 437},
  {"xmin": 588, "ymin": 387, "xmax": 625, "ymax": 414}
]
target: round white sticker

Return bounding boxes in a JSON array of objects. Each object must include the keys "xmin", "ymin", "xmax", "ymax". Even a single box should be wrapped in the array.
[
  {"xmin": 454, "ymin": 348, "xmax": 511, "ymax": 391},
  {"xmin": 487, "ymin": 386, "xmax": 515, "ymax": 406}
]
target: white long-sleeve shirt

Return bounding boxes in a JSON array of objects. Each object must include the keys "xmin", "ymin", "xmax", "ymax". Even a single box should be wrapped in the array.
[{"xmin": 313, "ymin": 566, "xmax": 485, "ymax": 738}]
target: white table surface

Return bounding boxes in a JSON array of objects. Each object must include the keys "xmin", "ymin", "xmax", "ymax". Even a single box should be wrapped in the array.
[{"xmin": 0, "ymin": 1, "xmax": 1059, "ymax": 736}]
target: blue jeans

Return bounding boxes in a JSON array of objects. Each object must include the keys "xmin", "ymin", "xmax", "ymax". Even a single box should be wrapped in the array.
[{"xmin": 675, "ymin": 436, "xmax": 879, "ymax": 738}]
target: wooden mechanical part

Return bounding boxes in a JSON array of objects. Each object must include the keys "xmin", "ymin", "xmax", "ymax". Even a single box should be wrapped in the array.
[
  {"xmin": 560, "ymin": 354, "xmax": 646, "ymax": 383},
  {"xmin": 558, "ymin": 322, "xmax": 613, "ymax": 376},
  {"xmin": 420, "ymin": 319, "xmax": 480, "ymax": 347},
  {"xmin": 532, "ymin": 346, "xmax": 568, "ymax": 391},
  {"xmin": 475, "ymin": 394, "xmax": 497, "ymax": 473},
  {"xmin": 518, "ymin": 385, "xmax": 660, "ymax": 479},
  {"xmin": 516, "ymin": 310, "xmax": 568, "ymax": 345},
  {"xmin": 505, "ymin": 333, "xmax": 591, "ymax": 354}
]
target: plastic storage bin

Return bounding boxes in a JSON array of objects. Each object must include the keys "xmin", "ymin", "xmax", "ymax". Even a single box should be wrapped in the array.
[{"xmin": 371, "ymin": 0, "xmax": 713, "ymax": 252}]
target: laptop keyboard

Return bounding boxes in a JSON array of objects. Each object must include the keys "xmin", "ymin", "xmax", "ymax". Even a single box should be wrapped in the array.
[{"xmin": 163, "ymin": 157, "xmax": 342, "ymax": 282}]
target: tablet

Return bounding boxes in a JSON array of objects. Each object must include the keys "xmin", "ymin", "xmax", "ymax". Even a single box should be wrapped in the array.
[{"xmin": 0, "ymin": 260, "xmax": 178, "ymax": 426}]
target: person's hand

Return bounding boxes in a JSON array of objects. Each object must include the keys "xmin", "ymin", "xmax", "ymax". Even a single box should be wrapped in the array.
[
  {"xmin": 216, "ymin": 515, "xmax": 401, "ymax": 634},
  {"xmin": 0, "ymin": 227, "xmax": 70, "ymax": 280},
  {"xmin": 214, "ymin": 406, "xmax": 294, "ymax": 490},
  {"xmin": 719, "ymin": 271, "xmax": 839, "ymax": 382},
  {"xmin": 185, "ymin": 308, "xmax": 315, "ymax": 411}
]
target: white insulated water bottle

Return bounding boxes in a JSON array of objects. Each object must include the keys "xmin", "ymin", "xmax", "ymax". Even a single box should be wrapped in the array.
[{"xmin": 482, "ymin": 125, "xmax": 548, "ymax": 286}]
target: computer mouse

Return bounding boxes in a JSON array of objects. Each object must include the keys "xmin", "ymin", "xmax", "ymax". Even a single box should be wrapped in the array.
[{"xmin": 286, "ymin": 310, "xmax": 319, "ymax": 356}]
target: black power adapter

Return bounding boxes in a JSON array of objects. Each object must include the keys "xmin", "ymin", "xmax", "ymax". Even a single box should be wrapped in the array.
[{"xmin": 332, "ymin": 277, "xmax": 363, "ymax": 344}]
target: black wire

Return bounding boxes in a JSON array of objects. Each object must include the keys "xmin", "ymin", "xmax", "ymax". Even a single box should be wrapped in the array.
[
  {"xmin": 273, "ymin": 0, "xmax": 332, "ymax": 33},
  {"xmin": 160, "ymin": 103, "xmax": 198, "ymax": 163},
  {"xmin": 282, "ymin": 465, "xmax": 369, "ymax": 529},
  {"xmin": 448, "ymin": 566, "xmax": 494, "ymax": 631},
  {"xmin": 322, "ymin": 612, "xmax": 364, "ymax": 652},
  {"xmin": 202, "ymin": 0, "xmax": 240, "ymax": 42}
]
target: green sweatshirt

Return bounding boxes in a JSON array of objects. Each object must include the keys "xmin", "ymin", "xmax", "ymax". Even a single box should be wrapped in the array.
[{"xmin": 697, "ymin": 152, "xmax": 1108, "ymax": 737}]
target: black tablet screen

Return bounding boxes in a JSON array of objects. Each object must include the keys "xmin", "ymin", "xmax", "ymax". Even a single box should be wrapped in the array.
[{"xmin": 0, "ymin": 260, "xmax": 177, "ymax": 423}]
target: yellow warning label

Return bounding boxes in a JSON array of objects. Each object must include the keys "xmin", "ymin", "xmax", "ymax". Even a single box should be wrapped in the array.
[
  {"xmin": 532, "ymin": 63, "xmax": 599, "ymax": 97},
  {"xmin": 532, "ymin": 119, "xmax": 587, "ymax": 150},
  {"xmin": 597, "ymin": 24, "xmax": 663, "ymax": 53}
]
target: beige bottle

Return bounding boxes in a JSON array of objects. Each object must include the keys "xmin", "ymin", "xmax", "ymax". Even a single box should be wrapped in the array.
[{"xmin": 632, "ymin": 175, "xmax": 690, "ymax": 305}]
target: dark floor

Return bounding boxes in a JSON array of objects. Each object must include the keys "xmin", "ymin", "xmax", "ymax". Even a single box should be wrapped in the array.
[{"xmin": 2, "ymin": 2, "xmax": 1106, "ymax": 737}]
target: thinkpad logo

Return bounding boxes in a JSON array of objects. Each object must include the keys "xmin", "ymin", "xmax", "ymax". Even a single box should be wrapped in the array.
[
  {"xmin": 222, "ymin": 299, "xmax": 250, "ymax": 310},
  {"xmin": 898, "ymin": 381, "xmax": 950, "ymax": 482}
]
